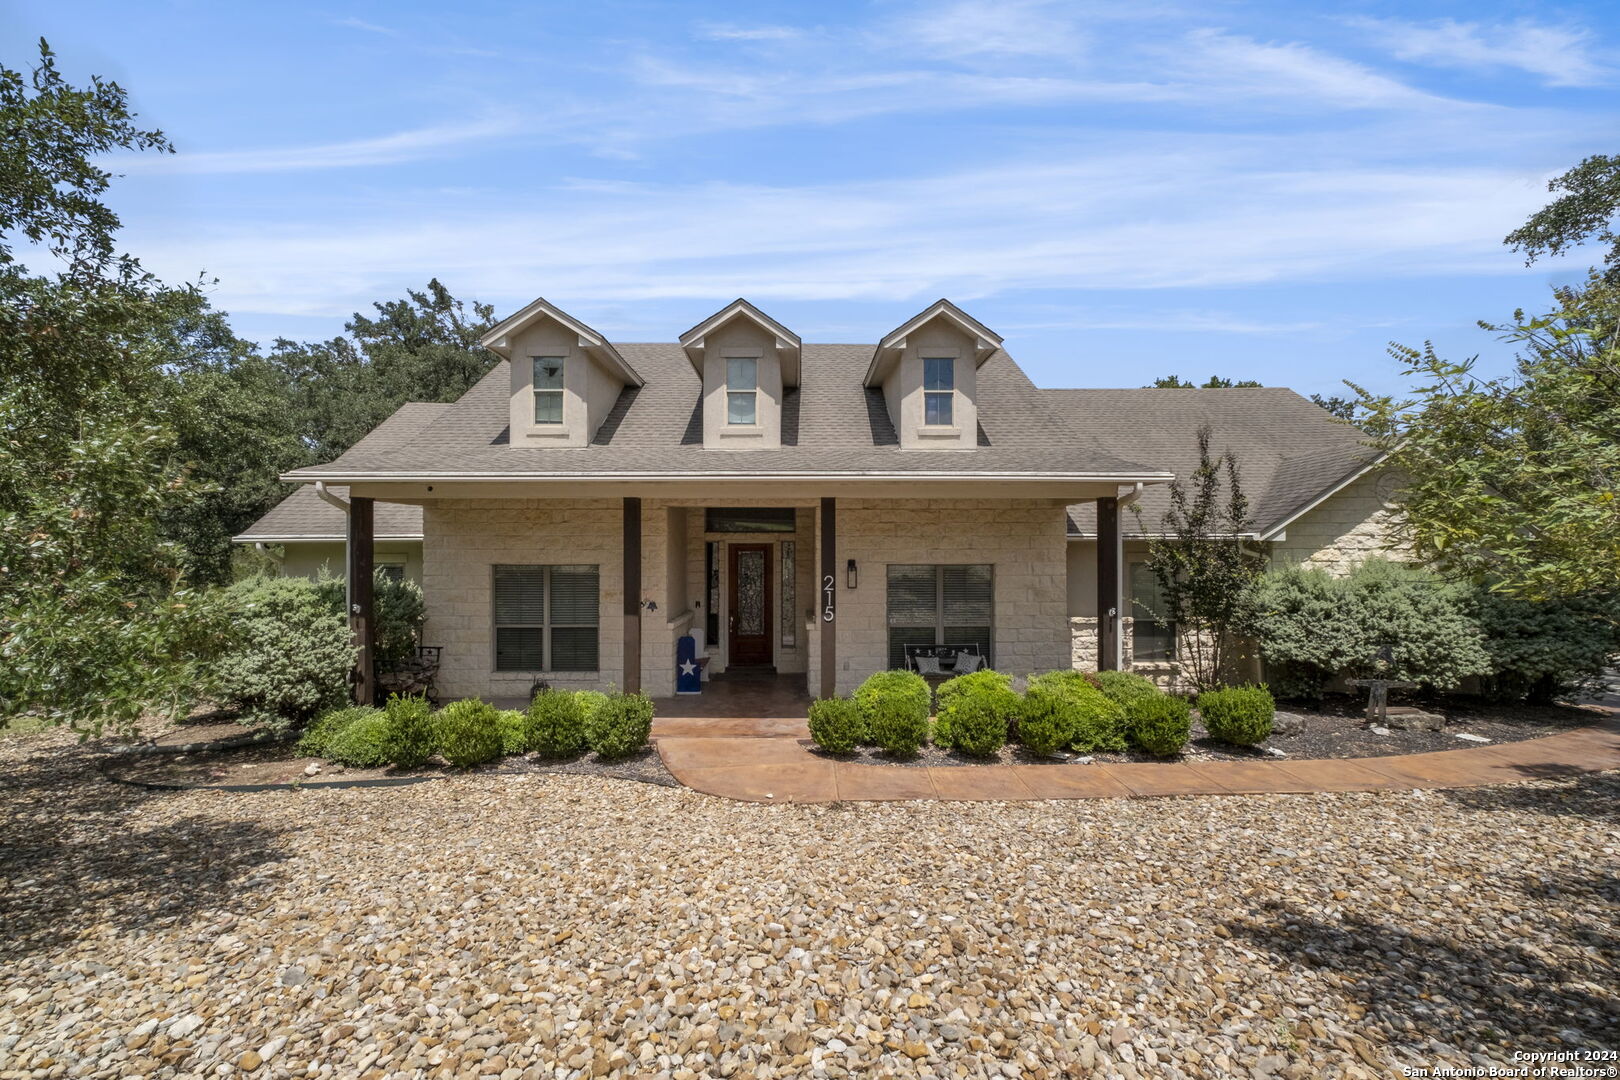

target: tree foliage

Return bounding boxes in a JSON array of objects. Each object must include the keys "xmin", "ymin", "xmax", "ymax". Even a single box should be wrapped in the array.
[
  {"xmin": 1353, "ymin": 276, "xmax": 1620, "ymax": 604},
  {"xmin": 1505, "ymin": 153, "xmax": 1620, "ymax": 278},
  {"xmin": 1147, "ymin": 375, "xmax": 1263, "ymax": 388},
  {"xmin": 1133, "ymin": 426, "xmax": 1263, "ymax": 692}
]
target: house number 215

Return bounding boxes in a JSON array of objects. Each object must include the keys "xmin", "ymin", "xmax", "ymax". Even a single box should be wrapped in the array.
[{"xmin": 822, "ymin": 575, "xmax": 836, "ymax": 622}]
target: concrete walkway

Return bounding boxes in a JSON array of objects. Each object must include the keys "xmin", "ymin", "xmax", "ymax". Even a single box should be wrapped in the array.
[{"xmin": 653, "ymin": 714, "xmax": 1620, "ymax": 803}]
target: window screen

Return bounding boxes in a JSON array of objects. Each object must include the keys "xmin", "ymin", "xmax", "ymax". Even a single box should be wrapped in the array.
[{"xmin": 493, "ymin": 564, "xmax": 599, "ymax": 671}]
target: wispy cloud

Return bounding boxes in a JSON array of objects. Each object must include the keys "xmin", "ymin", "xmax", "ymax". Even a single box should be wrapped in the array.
[
  {"xmin": 696, "ymin": 24, "xmax": 803, "ymax": 42},
  {"xmin": 1175, "ymin": 30, "xmax": 1453, "ymax": 110},
  {"xmin": 1349, "ymin": 17, "xmax": 1610, "ymax": 88},
  {"xmin": 886, "ymin": 0, "xmax": 1089, "ymax": 60},
  {"xmin": 332, "ymin": 16, "xmax": 395, "ymax": 36},
  {"xmin": 113, "ymin": 115, "xmax": 520, "ymax": 174}
]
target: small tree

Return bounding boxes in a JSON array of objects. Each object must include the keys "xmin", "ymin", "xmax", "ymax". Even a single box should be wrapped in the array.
[{"xmin": 1132, "ymin": 426, "xmax": 1262, "ymax": 692}]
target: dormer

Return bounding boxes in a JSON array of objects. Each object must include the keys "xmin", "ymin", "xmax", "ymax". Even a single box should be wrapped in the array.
[
  {"xmin": 680, "ymin": 299, "xmax": 801, "ymax": 450},
  {"xmin": 481, "ymin": 297, "xmax": 643, "ymax": 448},
  {"xmin": 866, "ymin": 299, "xmax": 1001, "ymax": 450}
]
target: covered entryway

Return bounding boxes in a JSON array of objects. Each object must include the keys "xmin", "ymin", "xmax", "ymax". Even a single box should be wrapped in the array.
[{"xmin": 650, "ymin": 668, "xmax": 810, "ymax": 726}]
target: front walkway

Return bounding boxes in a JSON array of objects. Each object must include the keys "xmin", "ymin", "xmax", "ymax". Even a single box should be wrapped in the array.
[{"xmin": 654, "ymin": 715, "xmax": 1620, "ymax": 803}]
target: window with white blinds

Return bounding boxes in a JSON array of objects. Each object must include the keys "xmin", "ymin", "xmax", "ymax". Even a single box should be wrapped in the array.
[
  {"xmin": 886, "ymin": 564, "xmax": 993, "ymax": 668},
  {"xmin": 493, "ymin": 564, "xmax": 599, "ymax": 672}
]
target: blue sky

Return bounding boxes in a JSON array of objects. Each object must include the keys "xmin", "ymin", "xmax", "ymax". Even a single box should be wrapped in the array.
[{"xmin": 4, "ymin": 1, "xmax": 1617, "ymax": 398}]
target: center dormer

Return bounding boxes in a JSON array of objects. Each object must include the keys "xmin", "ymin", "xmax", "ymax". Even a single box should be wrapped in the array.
[
  {"xmin": 481, "ymin": 297, "xmax": 644, "ymax": 448},
  {"xmin": 680, "ymin": 299, "xmax": 801, "ymax": 450},
  {"xmin": 866, "ymin": 299, "xmax": 1002, "ymax": 450}
]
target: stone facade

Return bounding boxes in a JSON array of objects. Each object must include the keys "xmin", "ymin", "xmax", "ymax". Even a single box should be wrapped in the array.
[
  {"xmin": 1268, "ymin": 469, "xmax": 1410, "ymax": 574},
  {"xmin": 421, "ymin": 499, "xmax": 625, "ymax": 701}
]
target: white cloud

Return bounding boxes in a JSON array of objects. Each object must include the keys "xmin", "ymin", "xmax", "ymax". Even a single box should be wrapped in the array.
[
  {"xmin": 696, "ymin": 24, "xmax": 804, "ymax": 42},
  {"xmin": 888, "ymin": 0, "xmax": 1089, "ymax": 59},
  {"xmin": 1175, "ymin": 29, "xmax": 1452, "ymax": 110},
  {"xmin": 333, "ymin": 16, "xmax": 395, "ymax": 35},
  {"xmin": 1349, "ymin": 17, "xmax": 1610, "ymax": 88},
  {"xmin": 111, "ymin": 116, "xmax": 521, "ymax": 174}
]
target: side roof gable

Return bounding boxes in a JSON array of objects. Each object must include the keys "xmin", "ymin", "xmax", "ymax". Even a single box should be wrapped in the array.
[
  {"xmin": 866, "ymin": 299, "xmax": 1004, "ymax": 386},
  {"xmin": 480, "ymin": 296, "xmax": 643, "ymax": 387}
]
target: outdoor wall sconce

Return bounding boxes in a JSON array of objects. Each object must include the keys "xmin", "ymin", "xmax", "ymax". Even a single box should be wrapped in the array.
[{"xmin": 846, "ymin": 559, "xmax": 858, "ymax": 589}]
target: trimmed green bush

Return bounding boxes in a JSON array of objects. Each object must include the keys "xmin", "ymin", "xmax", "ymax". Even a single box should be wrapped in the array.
[
  {"xmin": 526, "ymin": 689, "xmax": 588, "ymax": 758},
  {"xmin": 1014, "ymin": 692, "xmax": 1076, "ymax": 757},
  {"xmin": 314, "ymin": 569, "xmax": 425, "ymax": 667},
  {"xmin": 1198, "ymin": 685, "xmax": 1275, "ymax": 746},
  {"xmin": 496, "ymin": 709, "xmax": 527, "ymax": 756},
  {"xmin": 435, "ymin": 698, "xmax": 504, "ymax": 767},
  {"xmin": 1128, "ymin": 695, "xmax": 1192, "ymax": 756},
  {"xmin": 933, "ymin": 670, "xmax": 1017, "ymax": 757},
  {"xmin": 297, "ymin": 705, "xmax": 376, "ymax": 757},
  {"xmin": 382, "ymin": 694, "xmax": 436, "ymax": 768},
  {"xmin": 1025, "ymin": 671, "xmax": 1127, "ymax": 752},
  {"xmin": 324, "ymin": 709, "xmax": 393, "ymax": 766},
  {"xmin": 854, "ymin": 670, "xmax": 931, "ymax": 755},
  {"xmin": 587, "ymin": 692, "xmax": 655, "ymax": 759},
  {"xmin": 212, "ymin": 577, "xmax": 354, "ymax": 731},
  {"xmin": 808, "ymin": 697, "xmax": 864, "ymax": 753},
  {"xmin": 1474, "ymin": 590, "xmax": 1619, "ymax": 703},
  {"xmin": 573, "ymin": 690, "xmax": 610, "ymax": 729},
  {"xmin": 1095, "ymin": 670, "xmax": 1162, "ymax": 709}
]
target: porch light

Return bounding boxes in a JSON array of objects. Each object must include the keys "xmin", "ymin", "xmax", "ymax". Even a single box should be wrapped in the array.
[{"xmin": 846, "ymin": 559, "xmax": 858, "ymax": 589}]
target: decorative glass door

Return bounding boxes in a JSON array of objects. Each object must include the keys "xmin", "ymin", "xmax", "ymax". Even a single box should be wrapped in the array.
[{"xmin": 727, "ymin": 544, "xmax": 773, "ymax": 666}]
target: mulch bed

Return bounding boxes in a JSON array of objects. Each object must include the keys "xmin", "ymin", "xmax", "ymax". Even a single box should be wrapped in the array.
[{"xmin": 814, "ymin": 695, "xmax": 1605, "ymax": 768}]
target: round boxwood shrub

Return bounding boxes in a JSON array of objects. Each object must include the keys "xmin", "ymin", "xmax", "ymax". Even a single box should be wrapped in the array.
[
  {"xmin": 212, "ymin": 577, "xmax": 354, "ymax": 732},
  {"xmin": 324, "ymin": 709, "xmax": 393, "ymax": 766},
  {"xmin": 382, "ymin": 694, "xmax": 436, "ymax": 768},
  {"xmin": 526, "ymin": 689, "xmax": 588, "ymax": 759},
  {"xmin": 1198, "ymin": 685, "xmax": 1275, "ymax": 746},
  {"xmin": 854, "ymin": 670, "xmax": 931, "ymax": 756},
  {"xmin": 934, "ymin": 670, "xmax": 1019, "ymax": 750},
  {"xmin": 1025, "ymin": 671, "xmax": 1127, "ymax": 753},
  {"xmin": 435, "ymin": 698, "xmax": 505, "ymax": 767},
  {"xmin": 1128, "ymin": 694, "xmax": 1192, "ymax": 757},
  {"xmin": 496, "ymin": 709, "xmax": 527, "ymax": 756},
  {"xmin": 939, "ymin": 696, "xmax": 1007, "ymax": 757},
  {"xmin": 1095, "ymin": 670, "xmax": 1162, "ymax": 709},
  {"xmin": 587, "ymin": 692, "xmax": 655, "ymax": 759},
  {"xmin": 297, "ymin": 705, "xmax": 376, "ymax": 757},
  {"xmin": 573, "ymin": 689, "xmax": 610, "ymax": 729},
  {"xmin": 808, "ymin": 697, "xmax": 864, "ymax": 753},
  {"xmin": 1014, "ymin": 692, "xmax": 1076, "ymax": 757}
]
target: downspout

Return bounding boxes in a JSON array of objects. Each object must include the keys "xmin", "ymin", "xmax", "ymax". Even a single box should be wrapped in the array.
[
  {"xmin": 1111, "ymin": 484, "xmax": 1144, "ymax": 669},
  {"xmin": 314, "ymin": 482, "xmax": 353, "ymax": 611},
  {"xmin": 253, "ymin": 542, "xmax": 283, "ymax": 568}
]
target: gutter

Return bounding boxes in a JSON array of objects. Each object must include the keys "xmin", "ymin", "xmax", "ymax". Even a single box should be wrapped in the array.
[
  {"xmin": 281, "ymin": 470, "xmax": 1177, "ymax": 484},
  {"xmin": 253, "ymin": 542, "xmax": 283, "ymax": 567},
  {"xmin": 314, "ymin": 481, "xmax": 350, "ymax": 512}
]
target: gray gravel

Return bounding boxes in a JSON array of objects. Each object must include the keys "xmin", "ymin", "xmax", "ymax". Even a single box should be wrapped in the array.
[{"xmin": 2, "ymin": 725, "xmax": 1616, "ymax": 1079}]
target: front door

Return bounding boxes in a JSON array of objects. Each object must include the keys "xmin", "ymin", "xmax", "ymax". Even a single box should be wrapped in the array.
[{"xmin": 727, "ymin": 543, "xmax": 773, "ymax": 666}]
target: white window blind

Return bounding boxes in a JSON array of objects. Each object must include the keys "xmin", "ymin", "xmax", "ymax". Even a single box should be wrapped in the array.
[{"xmin": 493, "ymin": 564, "xmax": 599, "ymax": 672}]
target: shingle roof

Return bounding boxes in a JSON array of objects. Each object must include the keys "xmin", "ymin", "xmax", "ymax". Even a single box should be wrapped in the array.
[
  {"xmin": 235, "ymin": 403, "xmax": 447, "ymax": 541},
  {"xmin": 284, "ymin": 345, "xmax": 1168, "ymax": 481},
  {"xmin": 1047, "ymin": 388, "xmax": 1379, "ymax": 537}
]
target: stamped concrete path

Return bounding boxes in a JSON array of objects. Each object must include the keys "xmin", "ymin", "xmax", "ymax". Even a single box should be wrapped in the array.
[{"xmin": 651, "ymin": 713, "xmax": 1620, "ymax": 804}]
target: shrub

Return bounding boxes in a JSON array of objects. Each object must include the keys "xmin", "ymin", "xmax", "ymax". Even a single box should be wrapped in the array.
[
  {"xmin": 587, "ymin": 692, "xmax": 655, "ymax": 759},
  {"xmin": 212, "ymin": 577, "xmax": 354, "ymax": 731},
  {"xmin": 324, "ymin": 709, "xmax": 393, "ymax": 766},
  {"xmin": 1095, "ymin": 670, "xmax": 1162, "ymax": 709},
  {"xmin": 435, "ymin": 698, "xmax": 504, "ymax": 767},
  {"xmin": 526, "ymin": 689, "xmax": 588, "ymax": 759},
  {"xmin": 1128, "ymin": 695, "xmax": 1192, "ymax": 756},
  {"xmin": 382, "ymin": 694, "xmax": 435, "ymax": 768},
  {"xmin": 1473, "ymin": 590, "xmax": 1619, "ymax": 703},
  {"xmin": 496, "ymin": 709, "xmax": 527, "ymax": 756},
  {"xmin": 1014, "ymin": 692, "xmax": 1076, "ymax": 757},
  {"xmin": 313, "ymin": 569, "xmax": 425, "ymax": 667},
  {"xmin": 808, "ymin": 697, "xmax": 864, "ymax": 753},
  {"xmin": 1198, "ymin": 685, "xmax": 1275, "ymax": 746},
  {"xmin": 297, "ymin": 705, "xmax": 376, "ymax": 757},
  {"xmin": 934, "ymin": 670, "xmax": 1017, "ymax": 757},
  {"xmin": 854, "ymin": 670, "xmax": 931, "ymax": 755},
  {"xmin": 572, "ymin": 690, "xmax": 610, "ymax": 730},
  {"xmin": 1025, "ymin": 671, "xmax": 1127, "ymax": 752}
]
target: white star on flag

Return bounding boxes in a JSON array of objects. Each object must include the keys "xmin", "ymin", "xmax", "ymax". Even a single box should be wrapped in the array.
[{"xmin": 680, "ymin": 660, "xmax": 697, "ymax": 676}]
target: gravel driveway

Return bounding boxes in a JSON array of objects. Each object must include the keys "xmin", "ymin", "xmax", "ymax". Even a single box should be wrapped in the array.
[{"xmin": 2, "ymin": 728, "xmax": 1616, "ymax": 1079}]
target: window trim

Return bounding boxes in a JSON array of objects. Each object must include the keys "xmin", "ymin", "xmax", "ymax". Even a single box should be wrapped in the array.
[
  {"xmin": 531, "ymin": 355, "xmax": 566, "ymax": 426},
  {"xmin": 921, "ymin": 355, "xmax": 956, "ymax": 428},
  {"xmin": 492, "ymin": 563, "xmax": 600, "ymax": 673},
  {"xmin": 725, "ymin": 355, "xmax": 759, "ymax": 427}
]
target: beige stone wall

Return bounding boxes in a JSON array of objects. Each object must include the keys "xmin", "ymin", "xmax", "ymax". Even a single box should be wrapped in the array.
[
  {"xmin": 422, "ymin": 499, "xmax": 624, "ymax": 700},
  {"xmin": 1268, "ymin": 469, "xmax": 1411, "ymax": 574},
  {"xmin": 831, "ymin": 499, "xmax": 1069, "ymax": 696}
]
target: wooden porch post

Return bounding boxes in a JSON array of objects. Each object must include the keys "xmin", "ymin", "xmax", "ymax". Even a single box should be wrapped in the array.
[
  {"xmin": 820, "ymin": 497, "xmax": 836, "ymax": 700},
  {"xmin": 623, "ymin": 497, "xmax": 641, "ymax": 694},
  {"xmin": 348, "ymin": 495, "xmax": 376, "ymax": 704},
  {"xmin": 1096, "ymin": 495, "xmax": 1120, "ymax": 672}
]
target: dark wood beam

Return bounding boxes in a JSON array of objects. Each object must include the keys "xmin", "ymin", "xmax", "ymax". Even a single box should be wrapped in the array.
[
  {"xmin": 820, "ymin": 496, "xmax": 836, "ymax": 700},
  {"xmin": 623, "ymin": 497, "xmax": 641, "ymax": 694},
  {"xmin": 1096, "ymin": 496, "xmax": 1120, "ymax": 672},
  {"xmin": 348, "ymin": 496, "xmax": 376, "ymax": 704}
]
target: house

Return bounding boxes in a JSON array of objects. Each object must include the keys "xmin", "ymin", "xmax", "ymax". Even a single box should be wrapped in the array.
[{"xmin": 269, "ymin": 296, "xmax": 1393, "ymax": 702}]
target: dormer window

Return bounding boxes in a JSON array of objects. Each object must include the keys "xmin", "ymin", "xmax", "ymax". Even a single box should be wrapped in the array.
[
  {"xmin": 923, "ymin": 356, "xmax": 955, "ymax": 427},
  {"xmin": 532, "ymin": 357, "xmax": 565, "ymax": 424},
  {"xmin": 726, "ymin": 356, "xmax": 758, "ymax": 426}
]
